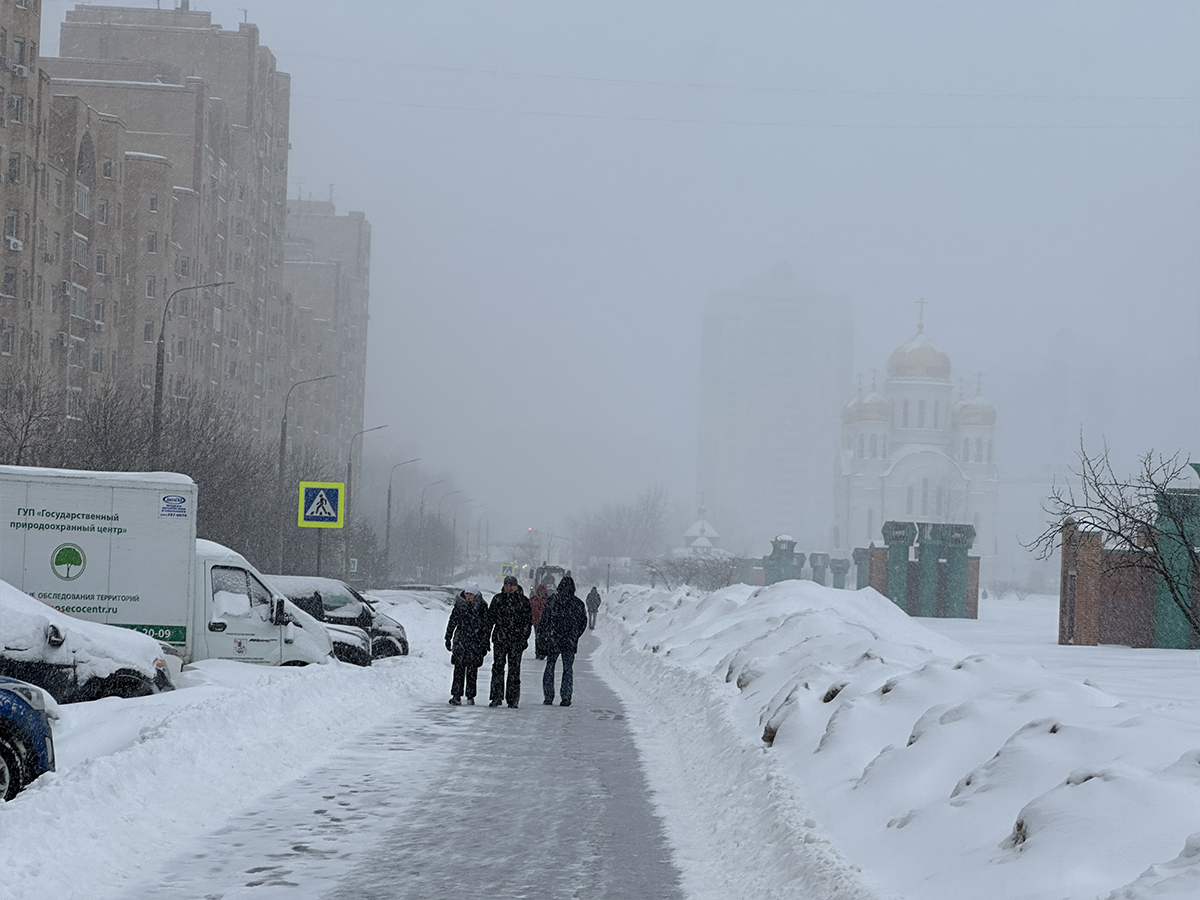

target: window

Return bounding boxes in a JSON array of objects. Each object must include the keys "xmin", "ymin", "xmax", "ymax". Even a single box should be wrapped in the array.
[
  {"xmin": 176, "ymin": 339, "xmax": 186, "ymax": 358},
  {"xmin": 902, "ymin": 400, "xmax": 910, "ymax": 427},
  {"xmin": 235, "ymin": 218, "xmax": 244, "ymax": 236},
  {"xmin": 3, "ymin": 209, "xmax": 16, "ymax": 237},
  {"xmin": 933, "ymin": 401, "xmax": 940, "ymax": 430},
  {"xmin": 8, "ymin": 95, "xmax": 21, "ymax": 124},
  {"xmin": 70, "ymin": 284, "xmax": 85, "ymax": 317},
  {"xmin": 141, "ymin": 364, "xmax": 153, "ymax": 388},
  {"xmin": 976, "ymin": 437, "xmax": 983, "ymax": 463},
  {"xmin": 144, "ymin": 322, "xmax": 154, "ymax": 343},
  {"xmin": 102, "ymin": 158, "xmax": 112, "ymax": 179},
  {"xmin": 54, "ymin": 180, "xmax": 62, "ymax": 208},
  {"xmin": 987, "ymin": 439, "xmax": 993, "ymax": 464},
  {"xmin": 68, "ymin": 337, "xmax": 84, "ymax": 368},
  {"xmin": 869, "ymin": 434, "xmax": 878, "ymax": 458},
  {"xmin": 906, "ymin": 485, "xmax": 914, "ymax": 515},
  {"xmin": 74, "ymin": 181, "xmax": 90, "ymax": 218},
  {"xmin": 149, "ymin": 195, "xmax": 157, "ymax": 213},
  {"xmin": 97, "ymin": 199, "xmax": 108, "ymax": 224},
  {"xmin": 918, "ymin": 399, "xmax": 926, "ymax": 428},
  {"xmin": 180, "ymin": 256, "xmax": 190, "ymax": 277},
  {"xmin": 91, "ymin": 348, "xmax": 103, "ymax": 373},
  {"xmin": 881, "ymin": 436, "xmax": 887, "ymax": 459},
  {"xmin": 147, "ymin": 231, "xmax": 157, "ymax": 253},
  {"xmin": 73, "ymin": 234, "xmax": 88, "ymax": 266},
  {"xmin": 962, "ymin": 438, "xmax": 970, "ymax": 461},
  {"xmin": 66, "ymin": 389, "xmax": 82, "ymax": 421},
  {"xmin": 1, "ymin": 266, "xmax": 14, "ymax": 296},
  {"xmin": 867, "ymin": 508, "xmax": 874, "ymax": 540},
  {"xmin": 7, "ymin": 155, "xmax": 18, "ymax": 184},
  {"xmin": 856, "ymin": 434, "xmax": 864, "ymax": 458},
  {"xmin": 228, "ymin": 359, "xmax": 237, "ymax": 378},
  {"xmin": 95, "ymin": 250, "xmax": 106, "ymax": 274},
  {"xmin": 936, "ymin": 487, "xmax": 944, "ymax": 516},
  {"xmin": 146, "ymin": 276, "xmax": 156, "ymax": 298},
  {"xmin": 12, "ymin": 39, "xmax": 24, "ymax": 66},
  {"xmin": 921, "ymin": 478, "xmax": 929, "ymax": 516},
  {"xmin": 213, "ymin": 308, "xmax": 222, "ymax": 332},
  {"xmin": 236, "ymin": 183, "xmax": 246, "ymax": 201},
  {"xmin": 233, "ymin": 254, "xmax": 242, "ymax": 271},
  {"xmin": 254, "ymin": 363, "xmax": 262, "ymax": 385},
  {"xmin": 0, "ymin": 322, "xmax": 12, "ymax": 356}
]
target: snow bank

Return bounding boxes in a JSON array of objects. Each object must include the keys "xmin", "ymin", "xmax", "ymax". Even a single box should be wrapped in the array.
[
  {"xmin": 0, "ymin": 596, "xmax": 450, "ymax": 900},
  {"xmin": 599, "ymin": 581, "xmax": 1200, "ymax": 900}
]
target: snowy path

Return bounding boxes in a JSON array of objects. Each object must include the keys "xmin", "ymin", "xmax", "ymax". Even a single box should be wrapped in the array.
[{"xmin": 113, "ymin": 634, "xmax": 686, "ymax": 900}]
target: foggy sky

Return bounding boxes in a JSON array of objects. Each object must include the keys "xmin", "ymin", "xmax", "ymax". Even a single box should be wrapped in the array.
[{"xmin": 42, "ymin": 1, "xmax": 1200, "ymax": 557}]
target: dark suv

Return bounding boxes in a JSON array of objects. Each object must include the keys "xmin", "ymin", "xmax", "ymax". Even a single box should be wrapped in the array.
[{"xmin": 267, "ymin": 576, "xmax": 408, "ymax": 659}]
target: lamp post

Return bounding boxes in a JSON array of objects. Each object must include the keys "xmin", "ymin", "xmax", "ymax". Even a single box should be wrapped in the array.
[
  {"xmin": 384, "ymin": 457, "xmax": 421, "ymax": 584},
  {"xmin": 451, "ymin": 498, "xmax": 472, "ymax": 577},
  {"xmin": 434, "ymin": 489, "xmax": 462, "ymax": 583},
  {"xmin": 275, "ymin": 373, "xmax": 337, "ymax": 572},
  {"xmin": 416, "ymin": 479, "xmax": 445, "ymax": 581},
  {"xmin": 344, "ymin": 424, "xmax": 389, "ymax": 580},
  {"xmin": 150, "ymin": 280, "xmax": 234, "ymax": 470}
]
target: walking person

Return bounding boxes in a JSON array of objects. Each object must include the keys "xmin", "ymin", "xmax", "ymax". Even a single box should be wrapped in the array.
[
  {"xmin": 530, "ymin": 581, "xmax": 551, "ymax": 660},
  {"xmin": 541, "ymin": 574, "xmax": 588, "ymax": 707},
  {"xmin": 585, "ymin": 586, "xmax": 602, "ymax": 630},
  {"xmin": 488, "ymin": 575, "xmax": 532, "ymax": 708},
  {"xmin": 445, "ymin": 583, "xmax": 490, "ymax": 705}
]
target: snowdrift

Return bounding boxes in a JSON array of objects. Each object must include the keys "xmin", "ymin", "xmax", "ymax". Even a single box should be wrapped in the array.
[{"xmin": 600, "ymin": 580, "xmax": 1200, "ymax": 900}]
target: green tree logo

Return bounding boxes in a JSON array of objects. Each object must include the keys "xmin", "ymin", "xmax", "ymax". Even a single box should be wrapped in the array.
[{"xmin": 51, "ymin": 543, "xmax": 86, "ymax": 581}]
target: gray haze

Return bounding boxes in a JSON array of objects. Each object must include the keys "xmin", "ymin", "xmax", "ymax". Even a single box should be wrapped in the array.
[{"xmin": 44, "ymin": 1, "xmax": 1200, "ymax": 563}]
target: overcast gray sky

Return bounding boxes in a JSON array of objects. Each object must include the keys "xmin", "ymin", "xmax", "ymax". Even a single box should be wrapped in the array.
[{"xmin": 43, "ymin": 1, "xmax": 1200, "ymax": 554}]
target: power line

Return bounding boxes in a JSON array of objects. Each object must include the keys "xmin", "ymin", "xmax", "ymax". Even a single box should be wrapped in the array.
[
  {"xmin": 276, "ymin": 51, "xmax": 1200, "ymax": 104},
  {"xmin": 291, "ymin": 92, "xmax": 1198, "ymax": 129}
]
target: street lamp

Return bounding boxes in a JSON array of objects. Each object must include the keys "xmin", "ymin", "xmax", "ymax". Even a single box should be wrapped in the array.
[
  {"xmin": 150, "ymin": 280, "xmax": 234, "ymax": 469},
  {"xmin": 384, "ymin": 457, "xmax": 421, "ymax": 583},
  {"xmin": 275, "ymin": 373, "xmax": 337, "ymax": 572},
  {"xmin": 451, "ymin": 498, "xmax": 473, "ymax": 578},
  {"xmin": 437, "ymin": 489, "xmax": 463, "ymax": 525},
  {"xmin": 419, "ymin": 478, "xmax": 445, "ymax": 521},
  {"xmin": 344, "ymin": 424, "xmax": 389, "ymax": 580}
]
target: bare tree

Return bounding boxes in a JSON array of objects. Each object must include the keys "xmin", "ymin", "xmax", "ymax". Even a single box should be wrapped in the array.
[
  {"xmin": 0, "ymin": 363, "xmax": 61, "ymax": 466},
  {"xmin": 572, "ymin": 484, "xmax": 670, "ymax": 563},
  {"xmin": 639, "ymin": 552, "xmax": 745, "ymax": 592},
  {"xmin": 1029, "ymin": 441, "xmax": 1200, "ymax": 634}
]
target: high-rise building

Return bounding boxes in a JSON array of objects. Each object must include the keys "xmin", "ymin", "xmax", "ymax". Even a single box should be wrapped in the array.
[{"xmin": 697, "ymin": 266, "xmax": 854, "ymax": 552}]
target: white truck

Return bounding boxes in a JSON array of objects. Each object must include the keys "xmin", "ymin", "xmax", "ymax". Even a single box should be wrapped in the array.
[{"xmin": 0, "ymin": 466, "xmax": 333, "ymax": 672}]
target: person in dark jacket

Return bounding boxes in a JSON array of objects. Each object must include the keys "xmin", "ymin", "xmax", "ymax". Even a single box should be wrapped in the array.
[
  {"xmin": 541, "ymin": 575, "xmax": 588, "ymax": 706},
  {"xmin": 445, "ymin": 583, "xmax": 489, "ymax": 705},
  {"xmin": 487, "ymin": 575, "xmax": 533, "ymax": 707},
  {"xmin": 585, "ymin": 586, "xmax": 602, "ymax": 630},
  {"xmin": 530, "ymin": 582, "xmax": 551, "ymax": 660}
]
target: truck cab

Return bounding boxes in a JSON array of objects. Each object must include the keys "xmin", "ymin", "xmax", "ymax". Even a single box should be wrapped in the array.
[{"xmin": 197, "ymin": 541, "xmax": 332, "ymax": 666}]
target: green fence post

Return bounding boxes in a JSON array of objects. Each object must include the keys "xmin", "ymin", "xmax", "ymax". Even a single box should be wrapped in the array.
[
  {"xmin": 830, "ymin": 558, "xmax": 851, "ymax": 589},
  {"xmin": 944, "ymin": 524, "xmax": 976, "ymax": 618},
  {"xmin": 881, "ymin": 521, "xmax": 917, "ymax": 608}
]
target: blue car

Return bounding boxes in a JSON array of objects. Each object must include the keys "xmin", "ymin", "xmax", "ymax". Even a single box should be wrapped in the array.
[{"xmin": 0, "ymin": 676, "xmax": 56, "ymax": 801}]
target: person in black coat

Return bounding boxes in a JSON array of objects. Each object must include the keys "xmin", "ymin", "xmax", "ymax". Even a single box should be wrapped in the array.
[
  {"xmin": 585, "ymin": 586, "xmax": 602, "ymax": 630},
  {"xmin": 487, "ymin": 575, "xmax": 533, "ymax": 708},
  {"xmin": 445, "ymin": 584, "xmax": 489, "ymax": 705},
  {"xmin": 541, "ymin": 574, "xmax": 588, "ymax": 707}
]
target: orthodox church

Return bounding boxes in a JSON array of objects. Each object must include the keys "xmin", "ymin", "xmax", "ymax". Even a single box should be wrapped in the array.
[{"xmin": 832, "ymin": 316, "xmax": 998, "ymax": 570}]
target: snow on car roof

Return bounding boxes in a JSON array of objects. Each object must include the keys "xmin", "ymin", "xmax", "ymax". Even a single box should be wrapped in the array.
[{"xmin": 0, "ymin": 465, "xmax": 194, "ymax": 487}]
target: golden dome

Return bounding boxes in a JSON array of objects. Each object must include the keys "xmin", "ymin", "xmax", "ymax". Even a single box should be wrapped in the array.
[
  {"xmin": 858, "ymin": 391, "xmax": 890, "ymax": 422},
  {"xmin": 887, "ymin": 330, "xmax": 951, "ymax": 380}
]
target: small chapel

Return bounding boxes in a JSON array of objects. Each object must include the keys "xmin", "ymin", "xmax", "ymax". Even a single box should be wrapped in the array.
[{"xmin": 831, "ymin": 312, "xmax": 999, "ymax": 571}]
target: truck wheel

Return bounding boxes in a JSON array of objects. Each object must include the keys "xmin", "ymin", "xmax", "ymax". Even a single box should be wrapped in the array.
[
  {"xmin": 398, "ymin": 638, "xmax": 409, "ymax": 656},
  {"xmin": 0, "ymin": 735, "xmax": 26, "ymax": 801}
]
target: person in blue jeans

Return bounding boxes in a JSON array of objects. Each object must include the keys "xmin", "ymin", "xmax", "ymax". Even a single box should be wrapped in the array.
[{"xmin": 541, "ymin": 574, "xmax": 588, "ymax": 706}]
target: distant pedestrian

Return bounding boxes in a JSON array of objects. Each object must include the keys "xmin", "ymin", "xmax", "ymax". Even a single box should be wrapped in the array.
[
  {"xmin": 530, "ymin": 582, "xmax": 551, "ymax": 660},
  {"xmin": 445, "ymin": 583, "xmax": 489, "ymax": 705},
  {"xmin": 541, "ymin": 574, "xmax": 587, "ymax": 707},
  {"xmin": 585, "ymin": 586, "xmax": 602, "ymax": 630},
  {"xmin": 488, "ymin": 575, "xmax": 532, "ymax": 708}
]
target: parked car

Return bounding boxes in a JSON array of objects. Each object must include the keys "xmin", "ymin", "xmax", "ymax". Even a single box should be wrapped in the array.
[
  {"xmin": 0, "ymin": 579, "xmax": 174, "ymax": 703},
  {"xmin": 267, "ymin": 575, "xmax": 409, "ymax": 659},
  {"xmin": 0, "ymin": 677, "xmax": 56, "ymax": 801},
  {"xmin": 322, "ymin": 621, "xmax": 372, "ymax": 667}
]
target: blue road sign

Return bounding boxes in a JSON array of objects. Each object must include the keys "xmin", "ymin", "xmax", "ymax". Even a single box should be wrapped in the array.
[{"xmin": 298, "ymin": 481, "xmax": 344, "ymax": 528}]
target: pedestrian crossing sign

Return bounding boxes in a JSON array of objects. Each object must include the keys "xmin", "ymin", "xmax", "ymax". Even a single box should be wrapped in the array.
[
  {"xmin": 298, "ymin": 481, "xmax": 344, "ymax": 528},
  {"xmin": 500, "ymin": 563, "xmax": 515, "ymax": 579}
]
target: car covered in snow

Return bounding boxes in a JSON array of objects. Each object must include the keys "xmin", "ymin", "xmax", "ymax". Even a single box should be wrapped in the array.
[
  {"xmin": 0, "ymin": 676, "xmax": 56, "ymax": 800},
  {"xmin": 266, "ymin": 575, "xmax": 409, "ymax": 659},
  {"xmin": 0, "ymin": 579, "xmax": 174, "ymax": 703}
]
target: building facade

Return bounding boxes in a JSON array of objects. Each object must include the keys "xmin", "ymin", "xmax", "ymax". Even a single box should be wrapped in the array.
[
  {"xmin": 833, "ymin": 321, "xmax": 999, "ymax": 572},
  {"xmin": 697, "ymin": 265, "xmax": 854, "ymax": 552}
]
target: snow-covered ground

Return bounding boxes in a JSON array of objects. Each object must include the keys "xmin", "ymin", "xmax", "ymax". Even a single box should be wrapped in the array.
[
  {"xmin": 599, "ymin": 582, "xmax": 1200, "ymax": 900},
  {"xmin": 6, "ymin": 580, "xmax": 1200, "ymax": 900}
]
